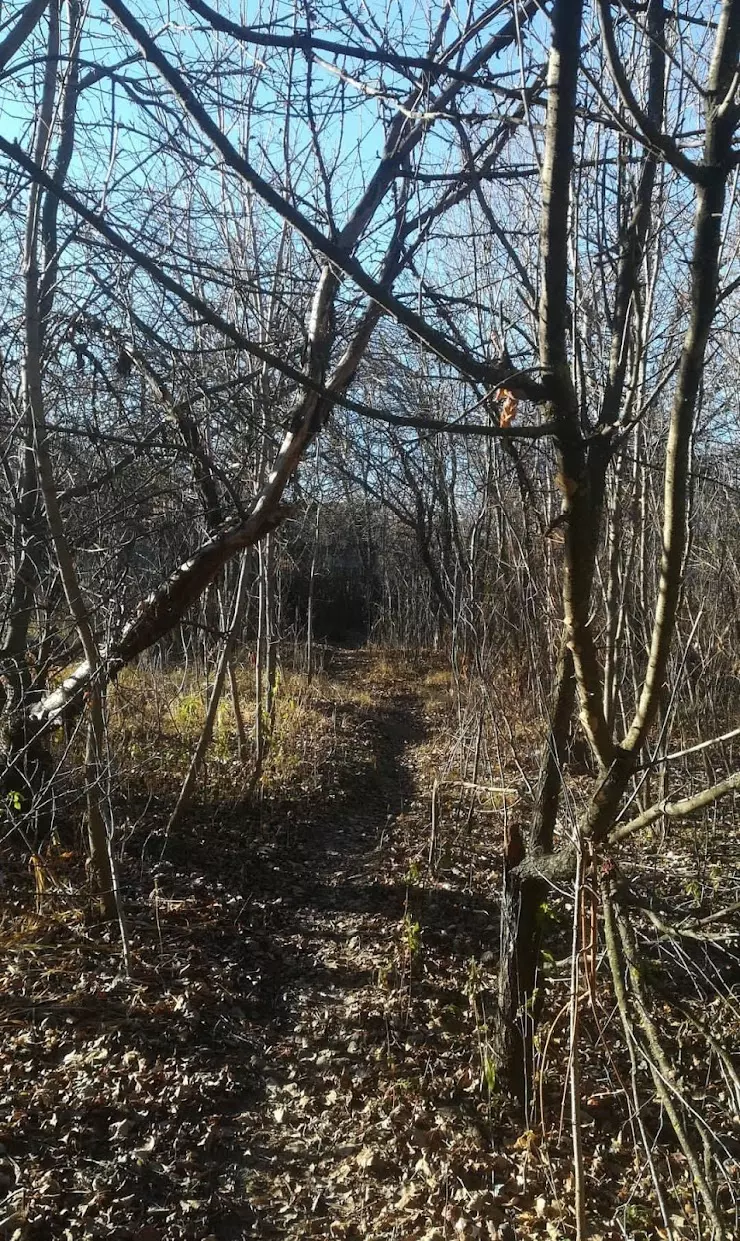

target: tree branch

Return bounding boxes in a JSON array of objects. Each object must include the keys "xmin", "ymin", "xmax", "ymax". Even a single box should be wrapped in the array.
[
  {"xmin": 609, "ymin": 769, "xmax": 740, "ymax": 844},
  {"xmin": 103, "ymin": 0, "xmax": 546, "ymax": 399},
  {"xmin": 596, "ymin": 0, "xmax": 706, "ymax": 184},
  {"xmin": 0, "ymin": 0, "xmax": 49, "ymax": 72}
]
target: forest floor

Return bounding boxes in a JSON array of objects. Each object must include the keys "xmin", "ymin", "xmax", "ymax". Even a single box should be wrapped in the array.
[{"xmin": 0, "ymin": 648, "xmax": 726, "ymax": 1241}]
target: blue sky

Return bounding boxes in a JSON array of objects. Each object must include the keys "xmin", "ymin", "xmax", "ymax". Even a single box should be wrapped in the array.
[{"xmin": 1, "ymin": 0, "xmax": 734, "ymax": 436}]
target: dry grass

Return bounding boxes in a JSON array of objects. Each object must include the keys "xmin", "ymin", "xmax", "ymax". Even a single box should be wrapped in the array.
[{"xmin": 100, "ymin": 652, "xmax": 424, "ymax": 805}]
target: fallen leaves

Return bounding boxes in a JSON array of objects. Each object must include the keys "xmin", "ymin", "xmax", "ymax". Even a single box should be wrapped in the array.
[{"xmin": 1, "ymin": 650, "xmax": 732, "ymax": 1239}]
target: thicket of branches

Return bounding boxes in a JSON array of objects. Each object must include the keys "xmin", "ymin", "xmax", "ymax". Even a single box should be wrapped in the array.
[{"xmin": 1, "ymin": 1, "xmax": 740, "ymax": 1236}]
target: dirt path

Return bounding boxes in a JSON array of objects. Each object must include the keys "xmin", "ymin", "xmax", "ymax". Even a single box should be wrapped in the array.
[{"xmin": 206, "ymin": 649, "xmax": 508, "ymax": 1240}]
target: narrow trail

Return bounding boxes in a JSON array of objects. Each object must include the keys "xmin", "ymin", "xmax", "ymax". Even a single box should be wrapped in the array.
[{"xmin": 212, "ymin": 648, "xmax": 505, "ymax": 1239}]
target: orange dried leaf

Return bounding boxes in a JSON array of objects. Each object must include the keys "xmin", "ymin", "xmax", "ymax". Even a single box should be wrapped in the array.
[{"xmin": 495, "ymin": 387, "xmax": 518, "ymax": 428}]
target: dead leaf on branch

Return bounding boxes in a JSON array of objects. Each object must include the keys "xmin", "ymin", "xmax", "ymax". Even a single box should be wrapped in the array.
[{"xmin": 494, "ymin": 388, "xmax": 519, "ymax": 428}]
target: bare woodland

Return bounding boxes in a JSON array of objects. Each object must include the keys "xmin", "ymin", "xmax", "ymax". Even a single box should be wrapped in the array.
[{"xmin": 1, "ymin": 0, "xmax": 740, "ymax": 1238}]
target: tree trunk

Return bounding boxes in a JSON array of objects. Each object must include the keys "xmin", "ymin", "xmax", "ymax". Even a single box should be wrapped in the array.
[{"xmin": 496, "ymin": 838, "xmax": 546, "ymax": 1110}]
